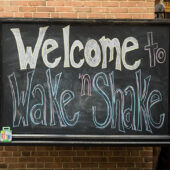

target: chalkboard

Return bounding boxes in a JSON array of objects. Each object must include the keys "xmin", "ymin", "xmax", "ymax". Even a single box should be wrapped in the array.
[{"xmin": 0, "ymin": 19, "xmax": 170, "ymax": 144}]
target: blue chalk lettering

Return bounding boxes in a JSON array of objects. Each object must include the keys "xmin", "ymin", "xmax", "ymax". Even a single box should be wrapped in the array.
[
  {"xmin": 8, "ymin": 71, "xmax": 34, "ymax": 127},
  {"xmin": 60, "ymin": 90, "xmax": 79, "ymax": 126},
  {"xmin": 136, "ymin": 70, "xmax": 152, "ymax": 133},
  {"xmin": 147, "ymin": 90, "xmax": 165, "ymax": 129},
  {"xmin": 46, "ymin": 69, "xmax": 66, "ymax": 127},
  {"xmin": 30, "ymin": 84, "xmax": 47, "ymax": 126},
  {"xmin": 124, "ymin": 86, "xmax": 136, "ymax": 130},
  {"xmin": 92, "ymin": 72, "xmax": 112, "ymax": 129},
  {"xmin": 109, "ymin": 71, "xmax": 125, "ymax": 133}
]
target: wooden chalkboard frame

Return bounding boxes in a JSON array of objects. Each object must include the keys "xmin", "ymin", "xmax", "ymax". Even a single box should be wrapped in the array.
[{"xmin": 0, "ymin": 18, "xmax": 170, "ymax": 145}]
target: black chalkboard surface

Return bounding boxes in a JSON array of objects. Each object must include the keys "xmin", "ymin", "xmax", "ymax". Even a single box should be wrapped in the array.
[{"xmin": 0, "ymin": 19, "xmax": 170, "ymax": 144}]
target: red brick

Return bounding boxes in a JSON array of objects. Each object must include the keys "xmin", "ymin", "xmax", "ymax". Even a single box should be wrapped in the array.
[
  {"xmin": 90, "ymin": 157, "xmax": 108, "ymax": 162},
  {"xmin": 28, "ymin": 1, "xmax": 46, "ymax": 6},
  {"xmin": 132, "ymin": 13, "xmax": 142, "ymax": 19},
  {"xmin": 45, "ymin": 163, "xmax": 62, "ymax": 168},
  {"xmin": 59, "ymin": 13, "xmax": 77, "ymax": 18},
  {"xmin": 88, "ymin": 13, "xmax": 106, "ymax": 18},
  {"xmin": 73, "ymin": 146, "xmax": 90, "ymax": 150},
  {"xmin": 127, "ymin": 169, "xmax": 143, "ymax": 170},
  {"xmin": 18, "ymin": 146, "xmax": 35, "ymax": 151},
  {"xmin": 81, "ymin": 163, "xmax": 98, "ymax": 168},
  {"xmin": 4, "ymin": 146, "xmax": 18, "ymax": 151},
  {"xmin": 142, "ymin": 13, "xmax": 154, "ymax": 19},
  {"xmin": 117, "ymin": 163, "xmax": 135, "ymax": 168},
  {"xmin": 114, "ymin": 13, "xmax": 132, "ymax": 19},
  {"xmin": 10, "ymin": 1, "xmax": 28, "ymax": 6},
  {"xmin": 33, "ymin": 13, "xmax": 50, "ymax": 18},
  {"xmin": 55, "ymin": 7, "xmax": 73, "ymax": 12},
  {"xmin": 0, "ymin": 158, "xmax": 3, "ymax": 162},
  {"xmin": 144, "ymin": 157, "xmax": 153, "ymax": 162},
  {"xmin": 78, "ymin": 12, "xmax": 88, "ymax": 18},
  {"xmin": 32, "ymin": 151, "xmax": 49, "ymax": 156},
  {"xmin": 86, "ymin": 151, "xmax": 103, "ymax": 156},
  {"xmin": 73, "ymin": 157, "xmax": 90, "ymax": 162},
  {"xmin": 72, "ymin": 1, "xmax": 84, "ymax": 7},
  {"xmin": 126, "ymin": 147, "xmax": 143, "ymax": 150},
  {"xmin": 37, "ymin": 7, "xmax": 55, "ymax": 12},
  {"xmin": 136, "ymin": 163, "xmax": 153, "ymax": 169},
  {"xmin": 84, "ymin": 1, "xmax": 101, "ymax": 7},
  {"xmin": 144, "ymin": 147, "xmax": 153, "ymax": 151},
  {"xmin": 3, "ymin": 169, "xmax": 18, "ymax": 170},
  {"xmin": 37, "ymin": 156, "xmax": 54, "ymax": 162},
  {"xmin": 91, "ymin": 7, "xmax": 110, "ymax": 13},
  {"xmin": 148, "ymin": 7, "xmax": 155, "ymax": 13},
  {"xmin": 0, "ymin": 163, "xmax": 7, "ymax": 168},
  {"xmin": 37, "ymin": 169, "xmax": 53, "ymax": 170},
  {"xmin": 111, "ymin": 7, "xmax": 128, "ymax": 13},
  {"xmin": 0, "ymin": 7, "xmax": 3, "ymax": 12},
  {"xmin": 74, "ymin": 7, "xmax": 91, "ymax": 12},
  {"xmin": 109, "ymin": 157, "xmax": 125, "ymax": 162},
  {"xmin": 15, "ymin": 13, "xmax": 24, "ymax": 17},
  {"xmin": 0, "ymin": 151, "xmax": 12, "ymax": 157},
  {"xmin": 63, "ymin": 163, "xmax": 81, "ymax": 168},
  {"xmin": 0, "ymin": 1, "xmax": 9, "ymax": 6},
  {"xmin": 27, "ymin": 163, "xmax": 44, "ymax": 168},
  {"xmin": 65, "ymin": 1, "xmax": 84, "ymax": 7},
  {"xmin": 137, "ymin": 2, "xmax": 154, "ymax": 7},
  {"xmin": 47, "ymin": 1, "xmax": 64, "ymax": 6},
  {"xmin": 128, "ymin": 7, "xmax": 147, "ymax": 13},
  {"xmin": 110, "ymin": 169, "xmax": 126, "ymax": 170},
  {"xmin": 74, "ymin": 169, "xmax": 90, "ymax": 170},
  {"xmin": 120, "ymin": 2, "xmax": 137, "ymax": 7},
  {"xmin": 102, "ymin": 2, "xmax": 119, "ymax": 7},
  {"xmin": 54, "ymin": 146, "xmax": 72, "ymax": 150},
  {"xmin": 13, "ymin": 151, "xmax": 21, "ymax": 157},
  {"xmin": 49, "ymin": 151, "xmax": 58, "ymax": 156},
  {"xmin": 113, "ymin": 150, "xmax": 130, "ymax": 156},
  {"xmin": 19, "ymin": 7, "xmax": 36, "ymax": 12},
  {"xmin": 37, "ymin": 146, "xmax": 54, "ymax": 151},
  {"xmin": 140, "ymin": 151, "xmax": 153, "ymax": 156},
  {"xmin": 103, "ymin": 151, "xmax": 113, "ymax": 156},
  {"xmin": 55, "ymin": 157, "xmax": 73, "ymax": 162},
  {"xmin": 22, "ymin": 152, "xmax": 31, "ymax": 156},
  {"xmin": 0, "ymin": 12, "xmax": 14, "ymax": 17},
  {"xmin": 76, "ymin": 151, "xmax": 86, "ymax": 156},
  {"xmin": 130, "ymin": 150, "xmax": 140, "ymax": 156},
  {"xmin": 129, "ymin": 0, "xmax": 143, "ymax": 1},
  {"xmin": 24, "ymin": 13, "xmax": 33, "ymax": 18},
  {"xmin": 5, "ymin": 157, "xmax": 18, "ymax": 162},
  {"xmin": 19, "ymin": 169, "xmax": 36, "ymax": 170},
  {"xmin": 19, "ymin": 157, "xmax": 36, "ymax": 162},
  {"xmin": 126, "ymin": 157, "xmax": 143, "ymax": 162},
  {"xmin": 8, "ymin": 163, "xmax": 26, "ymax": 168},
  {"xmin": 51, "ymin": 13, "xmax": 59, "ymax": 18},
  {"xmin": 99, "ymin": 163, "xmax": 116, "ymax": 168},
  {"xmin": 58, "ymin": 151, "xmax": 76, "ymax": 156},
  {"xmin": 90, "ymin": 146, "xmax": 109, "ymax": 150}
]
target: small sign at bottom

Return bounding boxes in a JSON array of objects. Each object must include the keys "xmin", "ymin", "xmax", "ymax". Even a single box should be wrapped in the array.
[{"xmin": 0, "ymin": 127, "xmax": 12, "ymax": 142}]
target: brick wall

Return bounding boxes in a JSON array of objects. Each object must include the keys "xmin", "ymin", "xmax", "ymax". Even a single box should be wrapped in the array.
[
  {"xmin": 0, "ymin": 0, "xmax": 155, "ymax": 19},
  {"xmin": 0, "ymin": 0, "xmax": 156, "ymax": 170},
  {"xmin": 0, "ymin": 146, "xmax": 153, "ymax": 170}
]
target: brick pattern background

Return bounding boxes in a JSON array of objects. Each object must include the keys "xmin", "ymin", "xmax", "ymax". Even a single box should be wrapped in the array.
[
  {"xmin": 0, "ymin": 146, "xmax": 153, "ymax": 170},
  {"xmin": 0, "ymin": 0, "xmax": 156, "ymax": 170},
  {"xmin": 0, "ymin": 0, "xmax": 155, "ymax": 19}
]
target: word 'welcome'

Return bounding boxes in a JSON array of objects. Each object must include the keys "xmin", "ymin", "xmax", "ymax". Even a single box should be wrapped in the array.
[{"xmin": 11, "ymin": 25, "xmax": 141, "ymax": 71}]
